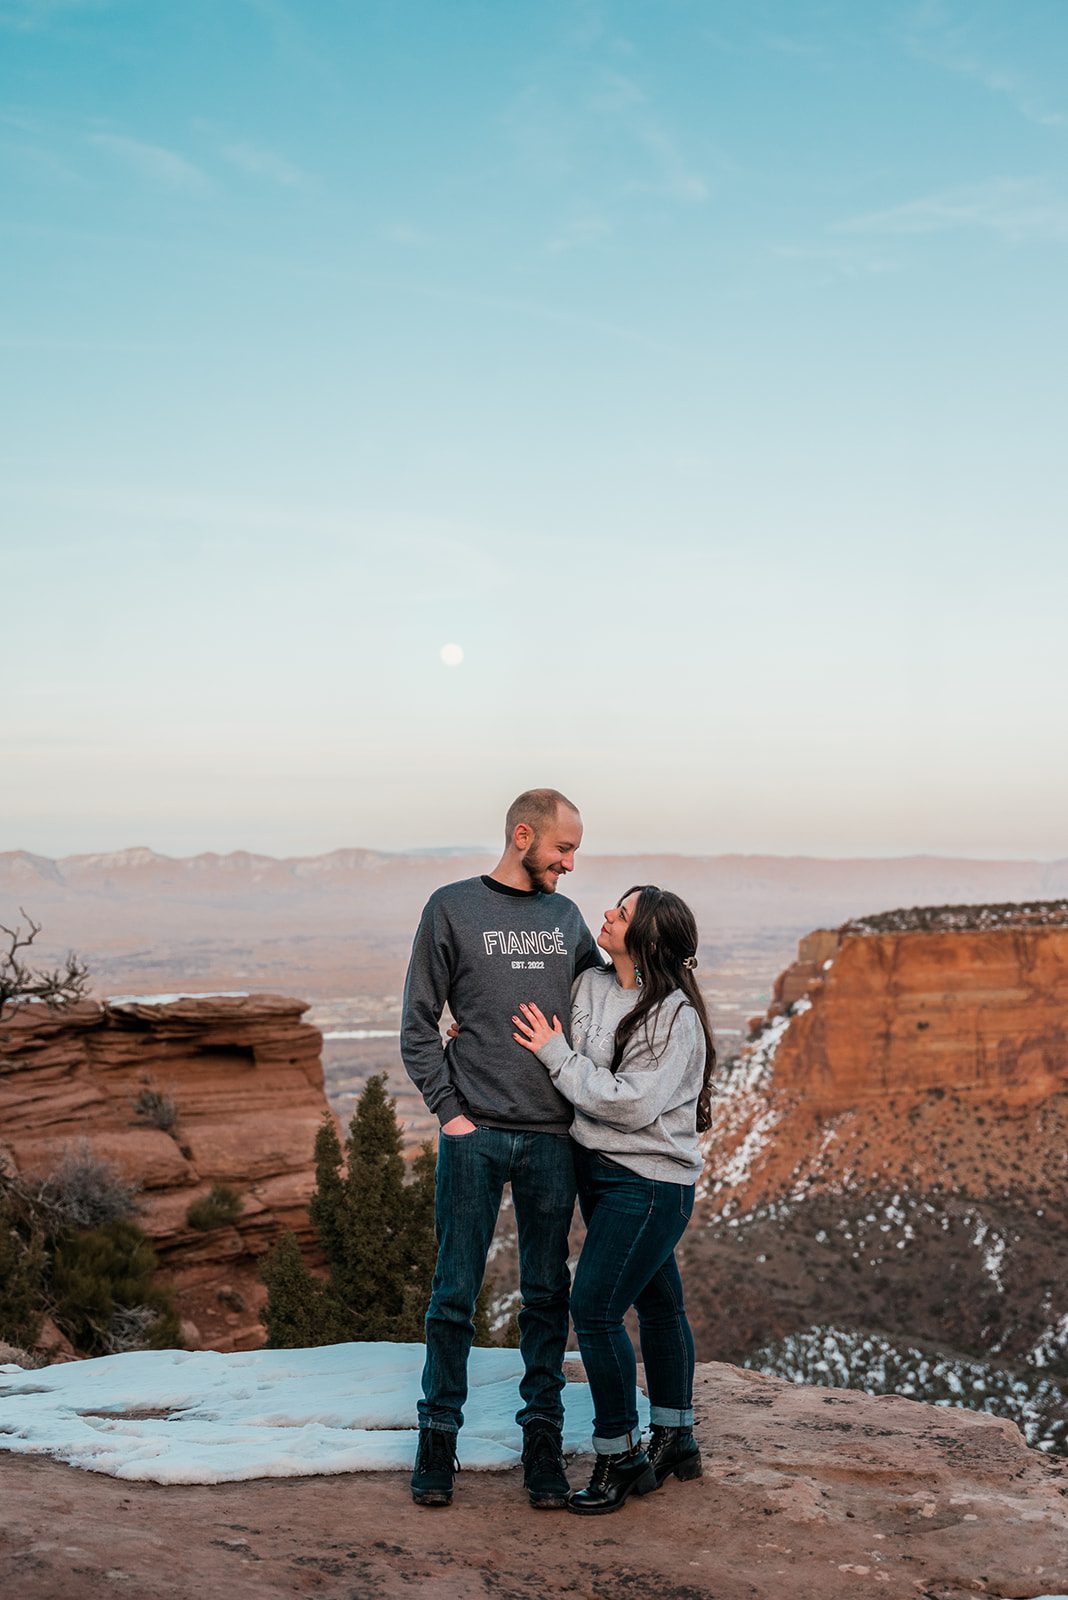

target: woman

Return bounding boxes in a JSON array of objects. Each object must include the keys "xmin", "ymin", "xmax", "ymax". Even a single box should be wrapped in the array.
[{"xmin": 512, "ymin": 883, "xmax": 715, "ymax": 1516}]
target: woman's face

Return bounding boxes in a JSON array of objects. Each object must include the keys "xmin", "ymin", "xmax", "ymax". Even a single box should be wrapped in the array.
[{"xmin": 597, "ymin": 891, "xmax": 641, "ymax": 960}]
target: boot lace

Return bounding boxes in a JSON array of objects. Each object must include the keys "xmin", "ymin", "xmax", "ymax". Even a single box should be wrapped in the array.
[
  {"xmin": 523, "ymin": 1422, "xmax": 563, "ymax": 1468},
  {"xmin": 647, "ymin": 1424, "xmax": 674, "ymax": 1462},
  {"xmin": 418, "ymin": 1429, "xmax": 459, "ymax": 1474}
]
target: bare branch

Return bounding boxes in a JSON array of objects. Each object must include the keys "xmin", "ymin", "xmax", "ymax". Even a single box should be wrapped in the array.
[{"xmin": 0, "ymin": 910, "xmax": 91, "ymax": 1023}]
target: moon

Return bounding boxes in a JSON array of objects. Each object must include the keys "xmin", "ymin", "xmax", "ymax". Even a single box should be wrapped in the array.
[{"xmin": 440, "ymin": 643, "xmax": 464, "ymax": 667}]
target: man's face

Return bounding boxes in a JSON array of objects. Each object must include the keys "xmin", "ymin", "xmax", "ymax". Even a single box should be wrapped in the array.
[{"xmin": 519, "ymin": 807, "xmax": 583, "ymax": 893}]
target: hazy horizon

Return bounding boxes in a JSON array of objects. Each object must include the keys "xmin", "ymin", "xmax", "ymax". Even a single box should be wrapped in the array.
[{"xmin": 5, "ymin": 838, "xmax": 1068, "ymax": 867}]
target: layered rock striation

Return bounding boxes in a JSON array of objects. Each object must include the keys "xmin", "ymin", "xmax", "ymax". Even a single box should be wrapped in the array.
[
  {"xmin": 767, "ymin": 919, "xmax": 1068, "ymax": 1113},
  {"xmin": 0, "ymin": 994, "xmax": 329, "ymax": 1351},
  {"xmin": 684, "ymin": 906, "xmax": 1068, "ymax": 1420}
]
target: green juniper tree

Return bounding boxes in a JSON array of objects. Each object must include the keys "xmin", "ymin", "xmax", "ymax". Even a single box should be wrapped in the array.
[
  {"xmin": 395, "ymin": 1142, "xmax": 439, "ymax": 1342},
  {"xmin": 331, "ymin": 1074, "xmax": 410, "ymax": 1333},
  {"xmin": 260, "ymin": 1227, "xmax": 345, "ymax": 1348},
  {"xmin": 263, "ymin": 1073, "xmax": 499, "ymax": 1348}
]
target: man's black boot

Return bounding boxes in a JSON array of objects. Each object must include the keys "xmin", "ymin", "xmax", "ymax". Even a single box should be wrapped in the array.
[
  {"xmin": 411, "ymin": 1427, "xmax": 459, "ymax": 1506},
  {"xmin": 567, "ymin": 1444, "xmax": 658, "ymax": 1515},
  {"xmin": 645, "ymin": 1425, "xmax": 702, "ymax": 1486},
  {"xmin": 521, "ymin": 1420, "xmax": 570, "ymax": 1509}
]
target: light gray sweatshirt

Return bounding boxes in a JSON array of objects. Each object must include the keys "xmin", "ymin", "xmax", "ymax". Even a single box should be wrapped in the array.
[{"xmin": 536, "ymin": 966, "xmax": 706, "ymax": 1183}]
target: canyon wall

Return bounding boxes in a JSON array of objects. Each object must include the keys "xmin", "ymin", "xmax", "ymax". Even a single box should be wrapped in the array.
[
  {"xmin": 682, "ymin": 911, "xmax": 1068, "ymax": 1384},
  {"xmin": 770, "ymin": 924, "xmax": 1068, "ymax": 1112},
  {"xmin": 0, "ymin": 994, "xmax": 330, "ymax": 1351}
]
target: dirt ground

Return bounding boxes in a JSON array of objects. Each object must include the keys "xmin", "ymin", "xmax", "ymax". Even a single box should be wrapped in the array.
[{"xmin": 3, "ymin": 1364, "xmax": 1067, "ymax": 1600}]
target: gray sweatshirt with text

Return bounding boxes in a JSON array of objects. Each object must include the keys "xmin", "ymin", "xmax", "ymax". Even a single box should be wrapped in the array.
[
  {"xmin": 401, "ymin": 875, "xmax": 604, "ymax": 1132},
  {"xmin": 536, "ymin": 966, "xmax": 706, "ymax": 1182}
]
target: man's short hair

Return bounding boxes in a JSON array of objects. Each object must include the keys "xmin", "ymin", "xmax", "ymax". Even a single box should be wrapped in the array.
[{"xmin": 505, "ymin": 788, "xmax": 580, "ymax": 844}]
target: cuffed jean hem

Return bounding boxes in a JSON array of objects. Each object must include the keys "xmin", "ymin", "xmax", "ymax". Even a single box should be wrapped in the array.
[
  {"xmin": 592, "ymin": 1429, "xmax": 642, "ymax": 1455},
  {"xmin": 649, "ymin": 1405, "xmax": 694, "ymax": 1427},
  {"xmin": 418, "ymin": 1416, "xmax": 460, "ymax": 1435},
  {"xmin": 522, "ymin": 1410, "xmax": 564, "ymax": 1431}
]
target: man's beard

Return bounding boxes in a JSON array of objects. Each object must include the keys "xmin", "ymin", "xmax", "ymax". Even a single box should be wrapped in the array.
[{"xmin": 521, "ymin": 846, "xmax": 560, "ymax": 893}]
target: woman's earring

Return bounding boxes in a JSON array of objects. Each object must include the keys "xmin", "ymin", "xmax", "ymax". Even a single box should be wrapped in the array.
[{"xmin": 634, "ymin": 965, "xmax": 643, "ymax": 987}]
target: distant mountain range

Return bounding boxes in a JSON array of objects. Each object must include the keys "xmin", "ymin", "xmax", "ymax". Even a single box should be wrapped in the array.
[{"xmin": 2, "ymin": 846, "xmax": 1066, "ymax": 1026}]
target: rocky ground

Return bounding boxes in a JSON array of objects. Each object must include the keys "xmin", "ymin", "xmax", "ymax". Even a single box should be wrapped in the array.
[{"xmin": 2, "ymin": 1363, "xmax": 1066, "ymax": 1600}]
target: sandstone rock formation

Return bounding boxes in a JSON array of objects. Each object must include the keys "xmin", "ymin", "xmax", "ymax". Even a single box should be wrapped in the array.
[
  {"xmin": 1, "ymin": 1360, "xmax": 1065, "ymax": 1599},
  {"xmin": 684, "ymin": 909, "xmax": 1068, "ymax": 1434},
  {"xmin": 0, "ymin": 994, "xmax": 329, "ymax": 1351}
]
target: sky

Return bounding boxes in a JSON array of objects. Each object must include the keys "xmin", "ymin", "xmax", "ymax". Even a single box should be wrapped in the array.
[{"xmin": 2, "ymin": 0, "xmax": 1066, "ymax": 860}]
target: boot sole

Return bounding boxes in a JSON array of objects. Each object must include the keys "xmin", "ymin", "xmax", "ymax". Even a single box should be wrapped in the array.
[
  {"xmin": 411, "ymin": 1489, "xmax": 453, "ymax": 1506},
  {"xmin": 567, "ymin": 1466, "xmax": 659, "ymax": 1515},
  {"xmin": 529, "ymin": 1493, "xmax": 570, "ymax": 1509}
]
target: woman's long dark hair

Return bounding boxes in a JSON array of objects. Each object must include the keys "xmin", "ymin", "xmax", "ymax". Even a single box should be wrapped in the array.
[{"xmin": 609, "ymin": 885, "xmax": 717, "ymax": 1133}]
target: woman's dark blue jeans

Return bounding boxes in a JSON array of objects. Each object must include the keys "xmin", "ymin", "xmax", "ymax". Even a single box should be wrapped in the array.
[{"xmin": 571, "ymin": 1143, "xmax": 696, "ymax": 1453}]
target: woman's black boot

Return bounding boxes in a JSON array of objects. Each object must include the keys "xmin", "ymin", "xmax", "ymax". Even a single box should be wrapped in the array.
[
  {"xmin": 567, "ymin": 1444, "xmax": 658, "ymax": 1515},
  {"xmin": 645, "ymin": 1425, "xmax": 702, "ymax": 1486}
]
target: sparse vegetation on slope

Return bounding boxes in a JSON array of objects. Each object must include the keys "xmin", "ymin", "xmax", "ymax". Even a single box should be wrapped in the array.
[{"xmin": 843, "ymin": 899, "xmax": 1068, "ymax": 935}]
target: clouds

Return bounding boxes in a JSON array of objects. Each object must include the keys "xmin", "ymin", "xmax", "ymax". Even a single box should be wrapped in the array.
[
  {"xmin": 89, "ymin": 132, "xmax": 211, "ymax": 192},
  {"xmin": 904, "ymin": 0, "xmax": 1066, "ymax": 130},
  {"xmin": 219, "ymin": 140, "xmax": 317, "ymax": 190},
  {"xmin": 836, "ymin": 177, "xmax": 1068, "ymax": 245},
  {"xmin": 507, "ymin": 64, "xmax": 712, "ymax": 213},
  {"xmin": 502, "ymin": 56, "xmax": 714, "ymax": 262},
  {"xmin": 5, "ymin": 119, "xmax": 318, "ymax": 199},
  {"xmin": 0, "ymin": 0, "xmax": 112, "ymax": 32}
]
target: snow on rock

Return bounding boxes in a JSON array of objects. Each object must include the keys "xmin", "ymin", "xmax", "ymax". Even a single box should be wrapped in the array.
[
  {"xmin": 1030, "ymin": 1312, "xmax": 1068, "ymax": 1371},
  {"xmin": 322, "ymin": 1029, "xmax": 400, "ymax": 1040},
  {"xmin": 106, "ymin": 992, "xmax": 252, "ymax": 1007},
  {"xmin": 745, "ymin": 1326, "xmax": 1068, "ymax": 1454},
  {"xmin": 731, "ymin": 1012, "xmax": 791, "ymax": 1093},
  {"xmin": 712, "ymin": 1108, "xmax": 782, "ymax": 1193},
  {"xmin": 0, "ymin": 1342, "xmax": 623, "ymax": 1484}
]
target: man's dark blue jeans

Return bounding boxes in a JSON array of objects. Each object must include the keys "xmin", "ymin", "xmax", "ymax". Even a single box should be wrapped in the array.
[
  {"xmin": 418, "ymin": 1125, "xmax": 576, "ymax": 1435},
  {"xmin": 571, "ymin": 1143, "xmax": 696, "ymax": 1452}
]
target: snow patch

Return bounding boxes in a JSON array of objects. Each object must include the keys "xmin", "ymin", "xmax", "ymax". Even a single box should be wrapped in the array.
[
  {"xmin": 323, "ymin": 1030, "xmax": 401, "ymax": 1040},
  {"xmin": 106, "ymin": 993, "xmax": 252, "ymax": 1007},
  {"xmin": 0, "ymin": 1342, "xmax": 621, "ymax": 1483}
]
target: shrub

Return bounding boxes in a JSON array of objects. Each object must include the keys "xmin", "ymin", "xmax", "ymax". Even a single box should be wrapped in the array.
[
  {"xmin": 186, "ymin": 1183, "xmax": 244, "ymax": 1231},
  {"xmin": 0, "ymin": 1196, "xmax": 46, "ymax": 1349},
  {"xmin": 38, "ymin": 1141, "xmax": 140, "ymax": 1228},
  {"xmin": 51, "ymin": 1219, "xmax": 180, "ymax": 1355},
  {"xmin": 132, "ymin": 1082, "xmax": 179, "ymax": 1133},
  {"xmin": 103, "ymin": 1304, "xmax": 164, "ymax": 1354},
  {"xmin": 0, "ymin": 1340, "xmax": 43, "ymax": 1368}
]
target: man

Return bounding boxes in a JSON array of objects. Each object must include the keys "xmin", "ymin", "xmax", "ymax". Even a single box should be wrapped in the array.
[{"xmin": 401, "ymin": 787, "xmax": 604, "ymax": 1509}]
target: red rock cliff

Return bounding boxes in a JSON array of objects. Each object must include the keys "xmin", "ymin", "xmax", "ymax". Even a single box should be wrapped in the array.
[
  {"xmin": 0, "ymin": 993, "xmax": 329, "ymax": 1351},
  {"xmin": 770, "ymin": 925, "xmax": 1068, "ymax": 1112},
  {"xmin": 685, "ymin": 911, "xmax": 1068, "ymax": 1373}
]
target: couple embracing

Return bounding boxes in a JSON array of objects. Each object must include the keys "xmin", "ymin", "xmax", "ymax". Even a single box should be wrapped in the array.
[{"xmin": 400, "ymin": 788, "xmax": 715, "ymax": 1514}]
